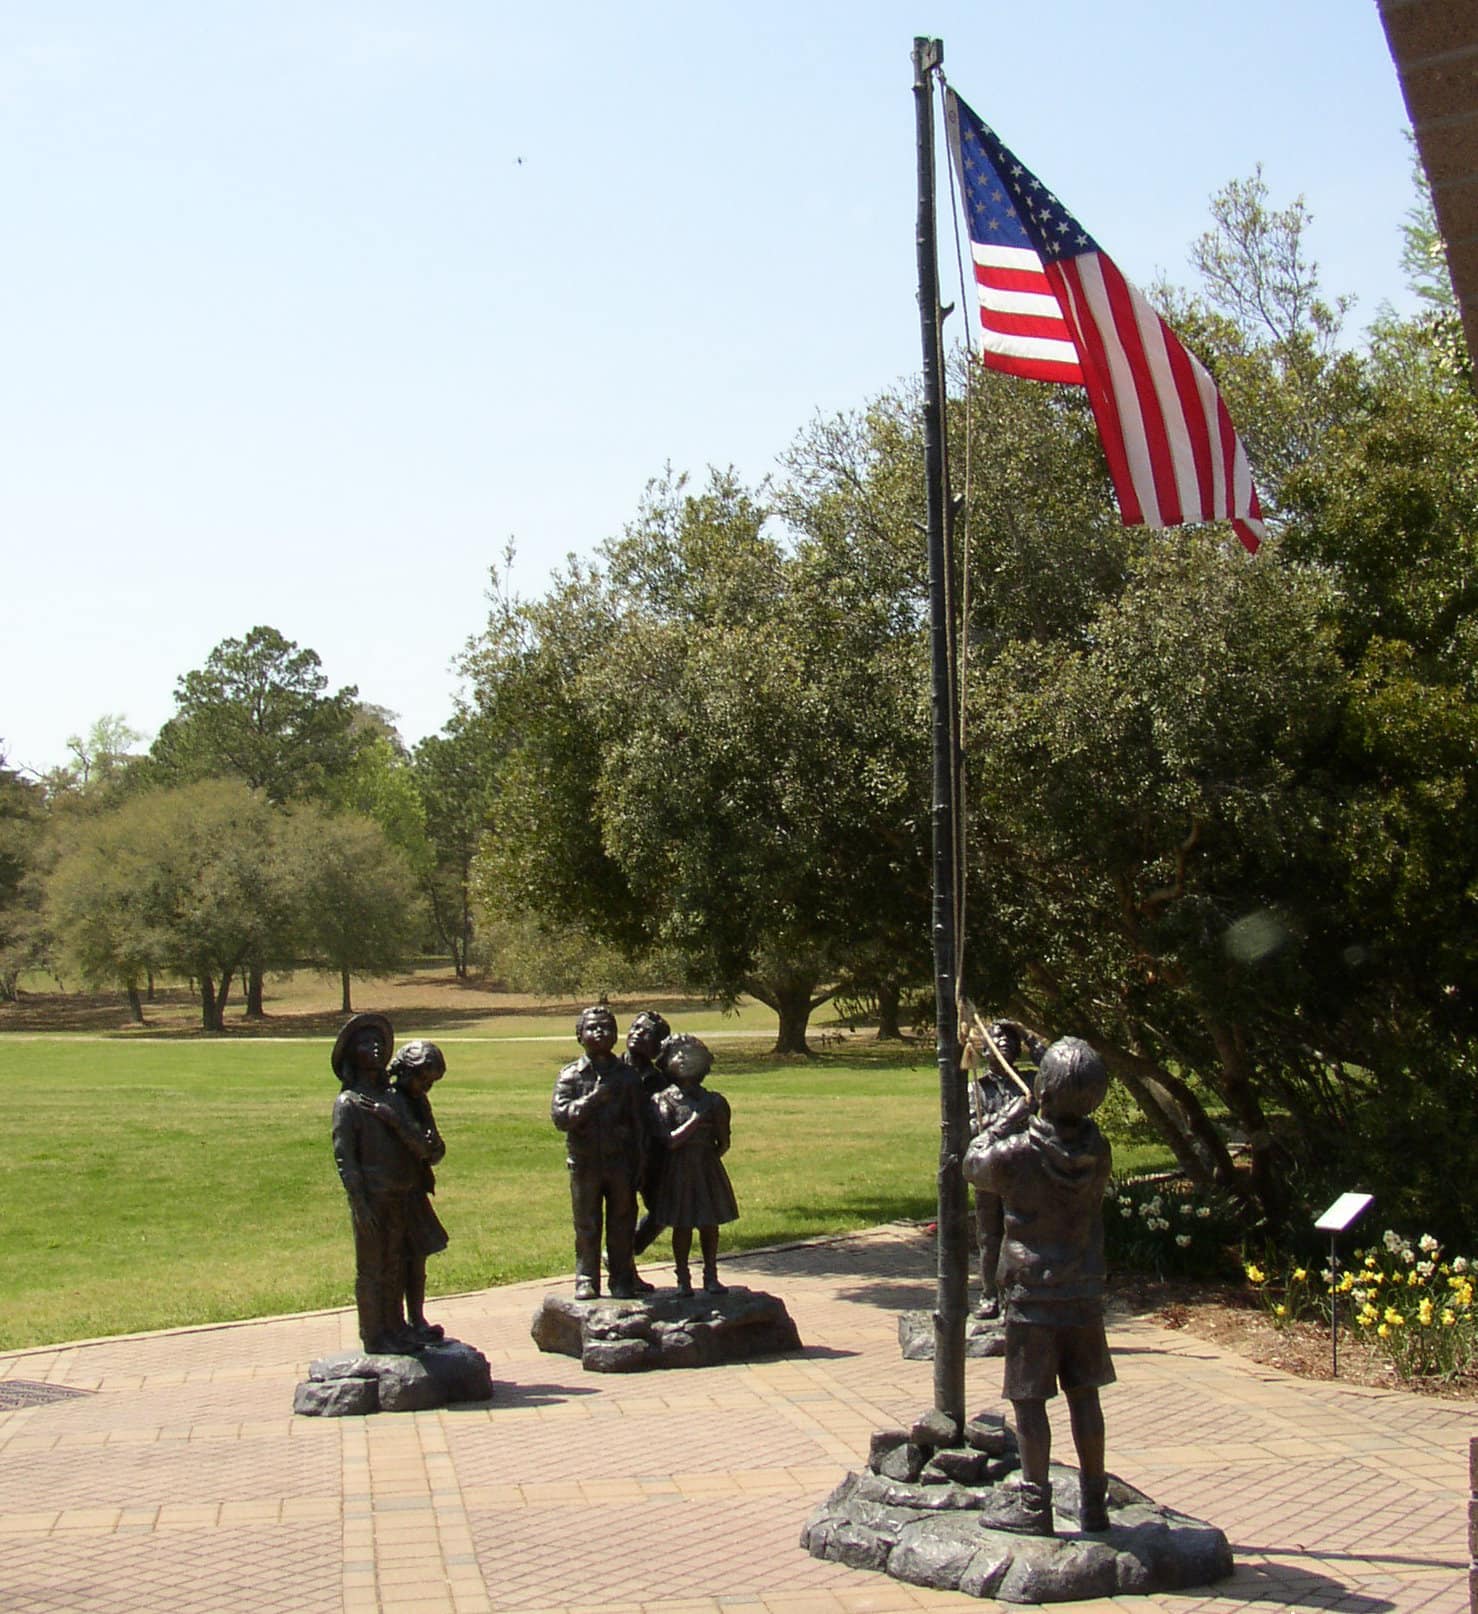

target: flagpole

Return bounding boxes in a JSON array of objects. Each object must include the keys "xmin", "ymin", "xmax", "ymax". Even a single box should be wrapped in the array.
[{"xmin": 913, "ymin": 34, "xmax": 968, "ymax": 1428}]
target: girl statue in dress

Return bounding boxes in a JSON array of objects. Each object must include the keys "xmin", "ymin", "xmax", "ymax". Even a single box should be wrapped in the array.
[{"xmin": 650, "ymin": 1034, "xmax": 738, "ymax": 1296}]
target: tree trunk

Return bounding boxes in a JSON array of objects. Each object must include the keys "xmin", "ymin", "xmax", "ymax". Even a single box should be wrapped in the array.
[
  {"xmin": 1205, "ymin": 1014, "xmax": 1291, "ymax": 1226},
  {"xmin": 457, "ymin": 900, "xmax": 472, "ymax": 979},
  {"xmin": 1093, "ymin": 1036, "xmax": 1253, "ymax": 1209},
  {"xmin": 774, "ymin": 991, "xmax": 813, "ymax": 1055},
  {"xmin": 744, "ymin": 972, "xmax": 834, "ymax": 1055},
  {"xmin": 214, "ymin": 968, "xmax": 233, "ymax": 1029},
  {"xmin": 126, "ymin": 984, "xmax": 144, "ymax": 1024},
  {"xmin": 876, "ymin": 979, "xmax": 904, "ymax": 1041},
  {"xmin": 341, "ymin": 967, "xmax": 353, "ymax": 1014},
  {"xmin": 245, "ymin": 963, "xmax": 265, "ymax": 1018},
  {"xmin": 145, "ymin": 969, "xmax": 155, "ymax": 1002},
  {"xmin": 200, "ymin": 972, "xmax": 221, "ymax": 1032}
]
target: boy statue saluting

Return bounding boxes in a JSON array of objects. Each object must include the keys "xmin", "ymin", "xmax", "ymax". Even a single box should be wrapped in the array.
[{"xmin": 962, "ymin": 1036, "xmax": 1114, "ymax": 1536}]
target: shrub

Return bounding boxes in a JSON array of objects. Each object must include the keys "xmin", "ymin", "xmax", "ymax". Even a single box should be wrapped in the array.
[{"xmin": 1104, "ymin": 1174, "xmax": 1241, "ymax": 1281}]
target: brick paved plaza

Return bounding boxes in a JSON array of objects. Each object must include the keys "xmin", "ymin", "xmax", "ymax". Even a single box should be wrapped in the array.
[{"xmin": 0, "ymin": 1225, "xmax": 1468, "ymax": 1613}]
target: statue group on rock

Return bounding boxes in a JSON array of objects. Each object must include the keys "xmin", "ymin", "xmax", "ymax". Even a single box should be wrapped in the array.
[
  {"xmin": 551, "ymin": 1006, "xmax": 738, "ymax": 1301},
  {"xmin": 331, "ymin": 1013, "xmax": 451, "ymax": 1354}
]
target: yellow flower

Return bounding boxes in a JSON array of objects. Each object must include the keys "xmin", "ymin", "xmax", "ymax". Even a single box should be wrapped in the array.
[
  {"xmin": 1383, "ymin": 1306, "xmax": 1405, "ymax": 1327},
  {"xmin": 1274, "ymin": 1304, "xmax": 1287, "ymax": 1319},
  {"xmin": 1443, "ymin": 1309, "xmax": 1457, "ymax": 1327},
  {"xmin": 1418, "ymin": 1298, "xmax": 1434, "ymax": 1326},
  {"xmin": 1339, "ymin": 1273, "xmax": 1355, "ymax": 1293},
  {"xmin": 1364, "ymin": 1253, "xmax": 1378, "ymax": 1269},
  {"xmin": 1407, "ymin": 1270, "xmax": 1421, "ymax": 1288},
  {"xmin": 1292, "ymin": 1268, "xmax": 1307, "ymax": 1282},
  {"xmin": 1377, "ymin": 1323, "xmax": 1390, "ymax": 1338},
  {"xmin": 1245, "ymin": 1264, "xmax": 1265, "ymax": 1285}
]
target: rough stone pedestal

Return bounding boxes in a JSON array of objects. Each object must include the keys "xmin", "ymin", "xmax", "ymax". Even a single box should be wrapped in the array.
[
  {"xmin": 897, "ymin": 1310, "xmax": 1005, "ymax": 1360},
  {"xmin": 293, "ymin": 1339, "xmax": 493, "ymax": 1416},
  {"xmin": 531, "ymin": 1285, "xmax": 801, "ymax": 1372},
  {"xmin": 801, "ymin": 1410, "xmax": 1233, "ymax": 1603}
]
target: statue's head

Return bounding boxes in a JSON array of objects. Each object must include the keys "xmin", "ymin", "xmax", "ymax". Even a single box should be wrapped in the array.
[
  {"xmin": 388, "ymin": 1039, "xmax": 446, "ymax": 1094},
  {"xmin": 661, "ymin": 1033, "xmax": 713, "ymax": 1085},
  {"xmin": 987, "ymin": 1021, "xmax": 1022, "ymax": 1065},
  {"xmin": 1036, "ymin": 1037, "xmax": 1108, "ymax": 1122},
  {"xmin": 331, "ymin": 1012, "xmax": 394, "ymax": 1084},
  {"xmin": 627, "ymin": 1010, "xmax": 672, "ymax": 1063},
  {"xmin": 575, "ymin": 1005, "xmax": 618, "ymax": 1057}
]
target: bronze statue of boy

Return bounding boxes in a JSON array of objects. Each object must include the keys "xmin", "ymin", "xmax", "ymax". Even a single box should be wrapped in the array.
[
  {"xmin": 962, "ymin": 1036, "xmax": 1114, "ymax": 1536},
  {"xmin": 551, "ymin": 1005, "xmax": 648, "ymax": 1300}
]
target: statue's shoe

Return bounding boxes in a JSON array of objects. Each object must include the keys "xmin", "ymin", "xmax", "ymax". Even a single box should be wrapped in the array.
[{"xmin": 979, "ymin": 1482, "xmax": 1053, "ymax": 1537}]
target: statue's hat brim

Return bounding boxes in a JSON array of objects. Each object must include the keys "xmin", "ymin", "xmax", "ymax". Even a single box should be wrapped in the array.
[{"xmin": 331, "ymin": 1012, "xmax": 394, "ymax": 1079}]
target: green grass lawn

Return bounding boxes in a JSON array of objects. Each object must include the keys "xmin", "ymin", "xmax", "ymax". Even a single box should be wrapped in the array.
[{"xmin": 0, "ymin": 1028, "xmax": 1170, "ymax": 1352}]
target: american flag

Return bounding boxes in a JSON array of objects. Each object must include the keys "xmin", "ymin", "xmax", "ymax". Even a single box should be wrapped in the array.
[{"xmin": 945, "ymin": 89, "xmax": 1265, "ymax": 555}]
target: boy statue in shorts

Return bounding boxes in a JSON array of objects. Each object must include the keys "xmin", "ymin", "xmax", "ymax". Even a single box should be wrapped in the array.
[{"xmin": 962, "ymin": 1036, "xmax": 1114, "ymax": 1536}]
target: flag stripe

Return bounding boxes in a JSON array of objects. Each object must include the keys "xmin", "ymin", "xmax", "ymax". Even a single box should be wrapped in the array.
[
  {"xmin": 978, "ymin": 327, "xmax": 1084, "ymax": 368},
  {"xmin": 975, "ymin": 263, "xmax": 1056, "ymax": 296},
  {"xmin": 976, "ymin": 282, "xmax": 1065, "ymax": 321}
]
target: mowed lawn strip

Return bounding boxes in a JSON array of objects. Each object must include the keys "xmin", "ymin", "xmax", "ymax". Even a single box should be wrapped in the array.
[{"xmin": 3, "ymin": 1034, "xmax": 949, "ymax": 1351}]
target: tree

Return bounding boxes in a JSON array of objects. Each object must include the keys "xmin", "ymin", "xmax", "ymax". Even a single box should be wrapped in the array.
[
  {"xmin": 45, "ymin": 806, "xmax": 163, "ymax": 1021},
  {"xmin": 325, "ymin": 732, "xmax": 433, "ymax": 872},
  {"xmin": 0, "ymin": 749, "xmax": 47, "ymax": 1000},
  {"xmin": 466, "ymin": 470, "xmax": 934, "ymax": 1052},
  {"xmin": 413, "ymin": 711, "xmax": 502, "ymax": 978},
  {"xmin": 941, "ymin": 178, "xmax": 1478, "ymax": 1236},
  {"xmin": 149, "ymin": 626, "xmax": 369, "ymax": 1014},
  {"xmin": 46, "ymin": 780, "xmax": 296, "ymax": 1031},
  {"xmin": 150, "ymin": 626, "xmax": 365, "ymax": 805},
  {"xmin": 285, "ymin": 806, "xmax": 427, "ymax": 1012},
  {"xmin": 42, "ymin": 713, "xmax": 145, "ymax": 802}
]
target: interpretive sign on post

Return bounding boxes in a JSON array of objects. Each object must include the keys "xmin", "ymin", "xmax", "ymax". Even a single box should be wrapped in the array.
[{"xmin": 1314, "ymin": 1192, "xmax": 1374, "ymax": 1375}]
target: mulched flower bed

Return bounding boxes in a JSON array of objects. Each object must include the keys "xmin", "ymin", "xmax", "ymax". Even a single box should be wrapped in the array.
[{"xmin": 1108, "ymin": 1275, "xmax": 1478, "ymax": 1402}]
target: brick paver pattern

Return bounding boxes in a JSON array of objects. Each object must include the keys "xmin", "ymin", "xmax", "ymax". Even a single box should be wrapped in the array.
[{"xmin": 1, "ymin": 1225, "xmax": 1469, "ymax": 1613}]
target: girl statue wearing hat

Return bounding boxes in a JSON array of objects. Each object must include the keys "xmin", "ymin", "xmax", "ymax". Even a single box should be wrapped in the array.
[{"xmin": 330, "ymin": 1013, "xmax": 441, "ymax": 1354}]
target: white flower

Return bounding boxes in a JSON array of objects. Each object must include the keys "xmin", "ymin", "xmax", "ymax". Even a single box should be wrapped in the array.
[
  {"xmin": 1417, "ymin": 1260, "xmax": 1436, "ymax": 1279},
  {"xmin": 1195, "ymin": 1206, "xmax": 1211, "ymax": 1220},
  {"xmin": 1179, "ymin": 1202, "xmax": 1195, "ymax": 1216},
  {"xmin": 1455, "ymin": 1257, "xmax": 1470, "ymax": 1274},
  {"xmin": 1383, "ymin": 1229, "xmax": 1405, "ymax": 1254},
  {"xmin": 1120, "ymin": 1206, "xmax": 1134, "ymax": 1218},
  {"xmin": 1419, "ymin": 1233, "xmax": 1439, "ymax": 1253},
  {"xmin": 1118, "ymin": 1196, "xmax": 1133, "ymax": 1208},
  {"xmin": 1175, "ymin": 1234, "xmax": 1192, "ymax": 1248},
  {"xmin": 1402, "ymin": 1248, "xmax": 1416, "ymax": 1265}
]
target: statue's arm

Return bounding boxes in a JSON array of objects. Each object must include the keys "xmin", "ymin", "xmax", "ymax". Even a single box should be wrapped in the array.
[
  {"xmin": 332, "ymin": 1098, "xmax": 378, "ymax": 1229},
  {"xmin": 345, "ymin": 1091, "xmax": 441, "ymax": 1160},
  {"xmin": 711, "ymin": 1092, "xmax": 732, "ymax": 1158},
  {"xmin": 415, "ymin": 1097, "xmax": 447, "ymax": 1167},
  {"xmin": 962, "ymin": 1132, "xmax": 1018, "ymax": 1194},
  {"xmin": 551, "ymin": 1070, "xmax": 593, "ymax": 1132}
]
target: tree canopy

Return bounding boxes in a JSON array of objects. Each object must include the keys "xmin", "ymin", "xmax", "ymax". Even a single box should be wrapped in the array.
[{"xmin": 150, "ymin": 626, "xmax": 366, "ymax": 804}]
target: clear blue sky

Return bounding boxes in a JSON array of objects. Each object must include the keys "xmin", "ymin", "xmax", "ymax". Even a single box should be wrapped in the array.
[{"xmin": 1, "ymin": 1, "xmax": 1421, "ymax": 776}]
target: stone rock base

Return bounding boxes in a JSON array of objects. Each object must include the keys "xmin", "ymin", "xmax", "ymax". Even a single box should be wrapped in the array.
[
  {"xmin": 293, "ymin": 1339, "xmax": 493, "ymax": 1416},
  {"xmin": 531, "ymin": 1286, "xmax": 802, "ymax": 1372},
  {"xmin": 801, "ymin": 1412, "xmax": 1232, "ymax": 1603},
  {"xmin": 898, "ymin": 1310, "xmax": 1005, "ymax": 1360}
]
